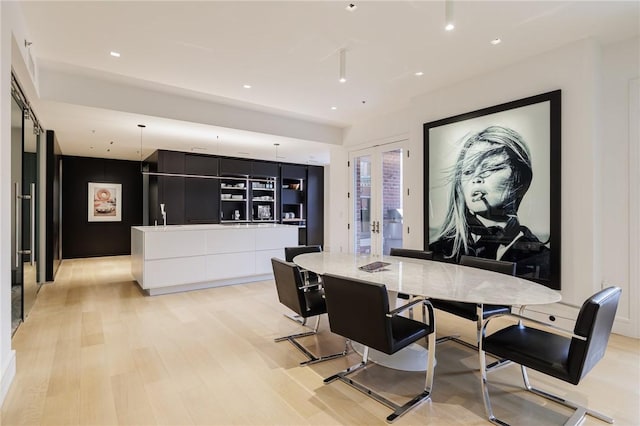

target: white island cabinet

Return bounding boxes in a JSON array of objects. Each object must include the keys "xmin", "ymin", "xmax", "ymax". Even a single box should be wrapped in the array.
[{"xmin": 131, "ymin": 224, "xmax": 298, "ymax": 295}]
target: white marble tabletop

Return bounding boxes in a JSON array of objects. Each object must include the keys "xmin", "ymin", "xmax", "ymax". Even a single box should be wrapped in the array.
[{"xmin": 294, "ymin": 252, "xmax": 560, "ymax": 307}]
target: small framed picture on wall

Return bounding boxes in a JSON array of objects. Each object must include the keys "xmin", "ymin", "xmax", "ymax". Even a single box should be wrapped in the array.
[{"xmin": 88, "ymin": 182, "xmax": 122, "ymax": 222}]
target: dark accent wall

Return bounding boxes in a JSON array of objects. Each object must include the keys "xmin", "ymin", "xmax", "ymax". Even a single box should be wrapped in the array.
[
  {"xmin": 62, "ymin": 156, "xmax": 142, "ymax": 259},
  {"xmin": 45, "ymin": 131, "xmax": 62, "ymax": 281}
]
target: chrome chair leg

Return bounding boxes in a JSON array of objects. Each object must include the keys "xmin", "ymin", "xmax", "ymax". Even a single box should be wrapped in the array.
[
  {"xmin": 276, "ymin": 316, "xmax": 348, "ymax": 366},
  {"xmin": 479, "ymin": 344, "xmax": 510, "ymax": 426},
  {"xmin": 325, "ymin": 341, "xmax": 434, "ymax": 424},
  {"xmin": 479, "ymin": 346, "xmax": 614, "ymax": 426},
  {"xmin": 283, "ymin": 313, "xmax": 307, "ymax": 326},
  {"xmin": 520, "ymin": 366, "xmax": 614, "ymax": 425}
]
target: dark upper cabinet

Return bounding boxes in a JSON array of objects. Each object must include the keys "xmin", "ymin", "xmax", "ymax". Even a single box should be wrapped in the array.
[
  {"xmin": 251, "ymin": 161, "xmax": 278, "ymax": 178},
  {"xmin": 185, "ymin": 154, "xmax": 219, "ymax": 176},
  {"xmin": 158, "ymin": 150, "xmax": 185, "ymax": 174},
  {"xmin": 184, "ymin": 155, "xmax": 220, "ymax": 223},
  {"xmin": 306, "ymin": 165, "xmax": 324, "ymax": 246},
  {"xmin": 281, "ymin": 164, "xmax": 306, "ymax": 180},
  {"xmin": 220, "ymin": 158, "xmax": 251, "ymax": 176}
]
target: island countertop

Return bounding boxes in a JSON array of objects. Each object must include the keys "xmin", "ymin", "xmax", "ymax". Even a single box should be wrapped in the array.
[{"xmin": 132, "ymin": 223, "xmax": 295, "ymax": 232}]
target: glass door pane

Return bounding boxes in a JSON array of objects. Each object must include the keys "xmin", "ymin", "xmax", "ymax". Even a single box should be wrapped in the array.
[
  {"xmin": 381, "ymin": 148, "xmax": 403, "ymax": 255},
  {"xmin": 11, "ymin": 95, "xmax": 24, "ymax": 333},
  {"xmin": 353, "ymin": 154, "xmax": 372, "ymax": 254},
  {"xmin": 22, "ymin": 110, "xmax": 39, "ymax": 318}
]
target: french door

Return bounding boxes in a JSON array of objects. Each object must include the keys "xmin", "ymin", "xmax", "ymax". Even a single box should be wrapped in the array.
[{"xmin": 349, "ymin": 142, "xmax": 404, "ymax": 256}]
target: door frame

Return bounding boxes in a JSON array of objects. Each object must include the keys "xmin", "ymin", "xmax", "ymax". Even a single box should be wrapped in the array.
[{"xmin": 348, "ymin": 140, "xmax": 406, "ymax": 255}]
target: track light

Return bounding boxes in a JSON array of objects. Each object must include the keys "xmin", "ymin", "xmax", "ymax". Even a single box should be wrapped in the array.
[
  {"xmin": 445, "ymin": 0, "xmax": 455, "ymax": 31},
  {"xmin": 339, "ymin": 48, "xmax": 347, "ymax": 83}
]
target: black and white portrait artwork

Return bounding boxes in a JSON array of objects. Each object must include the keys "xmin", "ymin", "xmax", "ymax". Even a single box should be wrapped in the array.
[{"xmin": 424, "ymin": 91, "xmax": 561, "ymax": 289}]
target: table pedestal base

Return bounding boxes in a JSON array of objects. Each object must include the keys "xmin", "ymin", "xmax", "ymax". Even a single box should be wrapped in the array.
[{"xmin": 350, "ymin": 342, "xmax": 435, "ymax": 372}]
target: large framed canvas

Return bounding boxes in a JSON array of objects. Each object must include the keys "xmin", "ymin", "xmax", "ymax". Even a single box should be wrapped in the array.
[
  {"xmin": 88, "ymin": 182, "xmax": 122, "ymax": 222},
  {"xmin": 423, "ymin": 90, "xmax": 561, "ymax": 289}
]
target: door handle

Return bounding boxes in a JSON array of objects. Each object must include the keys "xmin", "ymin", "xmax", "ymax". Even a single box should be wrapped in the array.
[
  {"xmin": 15, "ymin": 182, "xmax": 33, "ymax": 268},
  {"xmin": 14, "ymin": 182, "xmax": 20, "ymax": 268},
  {"xmin": 375, "ymin": 220, "xmax": 380, "ymax": 234},
  {"xmin": 29, "ymin": 183, "xmax": 35, "ymax": 266}
]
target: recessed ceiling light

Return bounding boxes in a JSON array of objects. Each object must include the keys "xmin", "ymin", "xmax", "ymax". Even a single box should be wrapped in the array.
[
  {"xmin": 415, "ymin": 71, "xmax": 424, "ymax": 76},
  {"xmin": 445, "ymin": 23, "xmax": 455, "ymax": 31},
  {"xmin": 243, "ymin": 84, "xmax": 252, "ymax": 89},
  {"xmin": 331, "ymin": 106, "xmax": 337, "ymax": 110},
  {"xmin": 346, "ymin": 3, "xmax": 357, "ymax": 12},
  {"xmin": 110, "ymin": 51, "xmax": 121, "ymax": 58},
  {"xmin": 490, "ymin": 38, "xmax": 502, "ymax": 45},
  {"xmin": 339, "ymin": 77, "xmax": 346, "ymax": 83}
]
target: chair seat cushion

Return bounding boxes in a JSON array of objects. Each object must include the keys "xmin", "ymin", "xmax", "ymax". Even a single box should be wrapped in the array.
[
  {"xmin": 431, "ymin": 299, "xmax": 510, "ymax": 321},
  {"xmin": 389, "ymin": 316, "xmax": 432, "ymax": 354},
  {"xmin": 483, "ymin": 324, "xmax": 572, "ymax": 382}
]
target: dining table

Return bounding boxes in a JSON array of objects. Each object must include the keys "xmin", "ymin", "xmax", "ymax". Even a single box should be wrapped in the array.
[{"xmin": 293, "ymin": 251, "xmax": 561, "ymax": 371}]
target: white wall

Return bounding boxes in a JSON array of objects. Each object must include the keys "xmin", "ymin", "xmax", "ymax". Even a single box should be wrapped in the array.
[
  {"xmin": 600, "ymin": 37, "xmax": 640, "ymax": 337},
  {"xmin": 336, "ymin": 37, "xmax": 639, "ymax": 336}
]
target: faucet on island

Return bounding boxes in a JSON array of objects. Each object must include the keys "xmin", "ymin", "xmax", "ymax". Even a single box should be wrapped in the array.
[{"xmin": 160, "ymin": 203, "xmax": 167, "ymax": 227}]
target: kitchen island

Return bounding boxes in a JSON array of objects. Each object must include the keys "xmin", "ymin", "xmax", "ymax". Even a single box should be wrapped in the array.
[{"xmin": 131, "ymin": 223, "xmax": 298, "ymax": 295}]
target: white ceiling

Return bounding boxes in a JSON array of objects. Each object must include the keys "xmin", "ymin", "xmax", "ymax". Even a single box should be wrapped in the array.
[{"xmin": 16, "ymin": 1, "xmax": 640, "ymax": 165}]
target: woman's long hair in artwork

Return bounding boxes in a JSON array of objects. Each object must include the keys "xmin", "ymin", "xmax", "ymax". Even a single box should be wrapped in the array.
[{"xmin": 433, "ymin": 125, "xmax": 533, "ymax": 258}]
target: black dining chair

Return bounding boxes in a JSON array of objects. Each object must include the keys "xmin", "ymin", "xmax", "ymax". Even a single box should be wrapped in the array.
[
  {"xmin": 388, "ymin": 248, "xmax": 434, "ymax": 261},
  {"xmin": 389, "ymin": 248, "xmax": 433, "ymax": 316},
  {"xmin": 479, "ymin": 286, "xmax": 621, "ymax": 426},
  {"xmin": 432, "ymin": 255, "xmax": 515, "ymax": 350},
  {"xmin": 321, "ymin": 273, "xmax": 436, "ymax": 423},
  {"xmin": 271, "ymin": 257, "xmax": 348, "ymax": 365},
  {"xmin": 284, "ymin": 245, "xmax": 322, "ymax": 286}
]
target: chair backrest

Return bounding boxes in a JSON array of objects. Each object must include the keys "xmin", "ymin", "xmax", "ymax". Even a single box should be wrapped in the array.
[
  {"xmin": 459, "ymin": 255, "xmax": 516, "ymax": 276},
  {"xmin": 389, "ymin": 248, "xmax": 433, "ymax": 260},
  {"xmin": 568, "ymin": 286, "xmax": 621, "ymax": 384},
  {"xmin": 284, "ymin": 245, "xmax": 322, "ymax": 262},
  {"xmin": 271, "ymin": 257, "xmax": 307, "ymax": 316},
  {"xmin": 322, "ymin": 274, "xmax": 393, "ymax": 353}
]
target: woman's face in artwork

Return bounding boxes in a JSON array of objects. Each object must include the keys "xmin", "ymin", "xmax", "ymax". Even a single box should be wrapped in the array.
[{"xmin": 460, "ymin": 141, "xmax": 515, "ymax": 218}]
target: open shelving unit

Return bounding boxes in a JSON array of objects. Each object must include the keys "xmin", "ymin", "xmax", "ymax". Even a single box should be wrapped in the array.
[
  {"xmin": 220, "ymin": 176, "xmax": 278, "ymax": 223},
  {"xmin": 220, "ymin": 177, "xmax": 248, "ymax": 222},
  {"xmin": 281, "ymin": 177, "xmax": 306, "ymax": 225},
  {"xmin": 250, "ymin": 178, "xmax": 277, "ymax": 222}
]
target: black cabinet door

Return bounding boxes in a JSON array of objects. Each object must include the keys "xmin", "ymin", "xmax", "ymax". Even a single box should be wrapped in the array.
[
  {"xmin": 185, "ymin": 178, "xmax": 219, "ymax": 223},
  {"xmin": 281, "ymin": 164, "xmax": 306, "ymax": 180},
  {"xmin": 251, "ymin": 161, "xmax": 278, "ymax": 178},
  {"xmin": 186, "ymin": 154, "xmax": 219, "ymax": 176},
  {"xmin": 306, "ymin": 165, "xmax": 324, "ymax": 246},
  {"xmin": 220, "ymin": 158, "xmax": 251, "ymax": 176},
  {"xmin": 158, "ymin": 176, "xmax": 185, "ymax": 224},
  {"xmin": 158, "ymin": 150, "xmax": 185, "ymax": 174}
]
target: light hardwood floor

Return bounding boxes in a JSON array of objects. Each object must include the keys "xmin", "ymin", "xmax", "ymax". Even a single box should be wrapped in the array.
[{"xmin": 2, "ymin": 256, "xmax": 639, "ymax": 425}]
